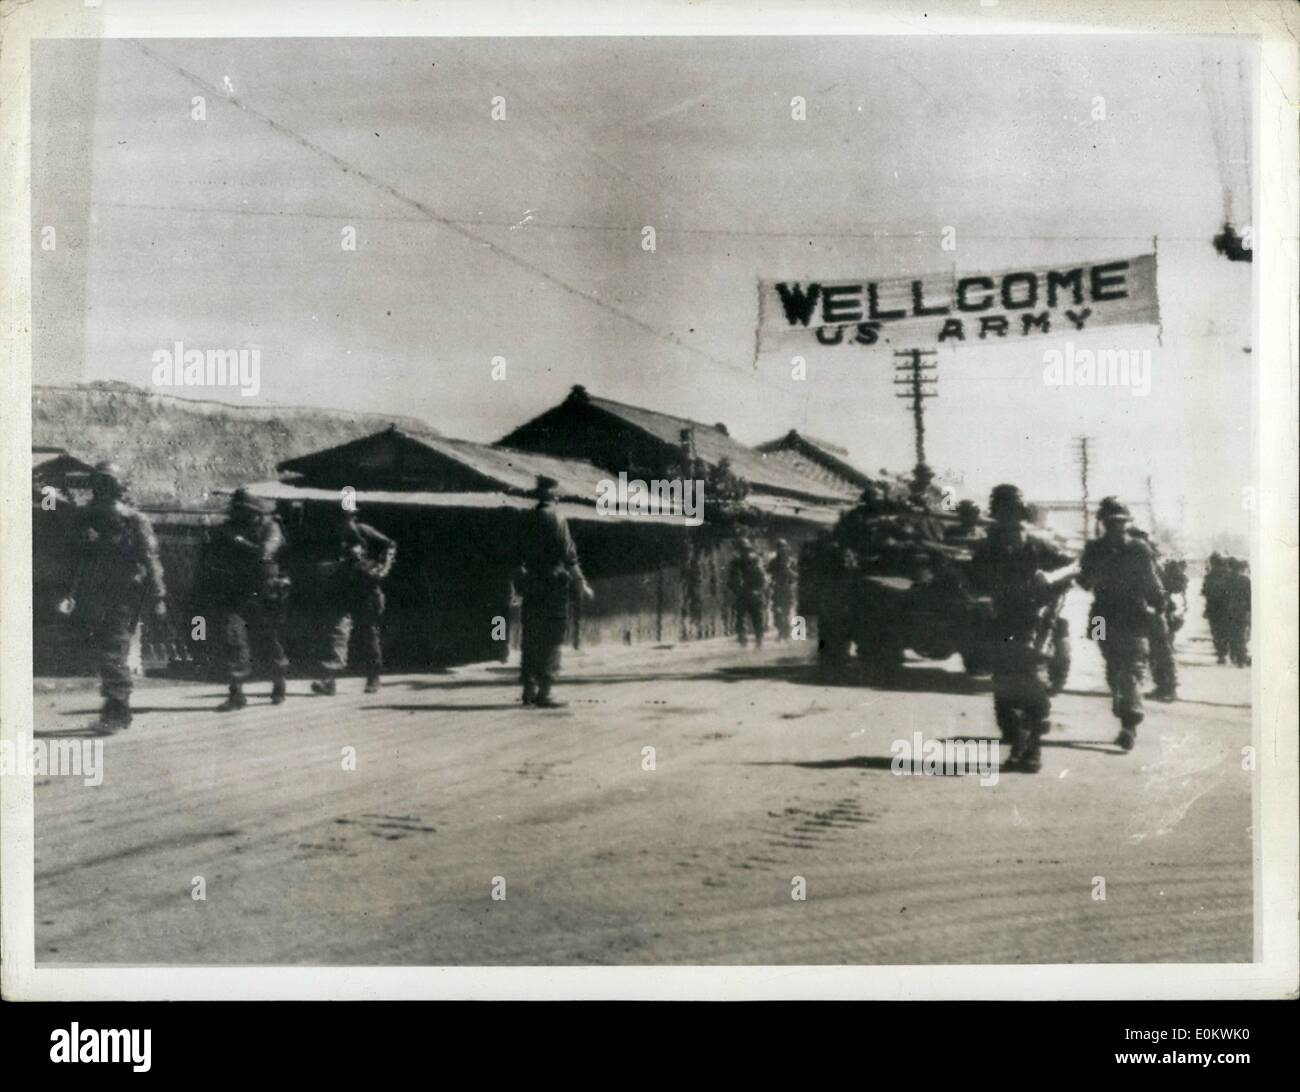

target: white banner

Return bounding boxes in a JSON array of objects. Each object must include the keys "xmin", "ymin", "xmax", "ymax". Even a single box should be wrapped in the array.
[{"xmin": 757, "ymin": 253, "xmax": 1160, "ymax": 353}]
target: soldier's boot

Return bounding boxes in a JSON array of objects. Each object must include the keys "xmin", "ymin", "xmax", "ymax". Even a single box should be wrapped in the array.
[
  {"xmin": 533, "ymin": 687, "xmax": 567, "ymax": 709},
  {"xmin": 217, "ymin": 683, "xmax": 248, "ymax": 713},
  {"xmin": 1115, "ymin": 713, "xmax": 1142, "ymax": 752},
  {"xmin": 521, "ymin": 681, "xmax": 537, "ymax": 705},
  {"xmin": 1018, "ymin": 729, "xmax": 1043, "ymax": 775},
  {"xmin": 270, "ymin": 679, "xmax": 287, "ymax": 706},
  {"xmin": 311, "ymin": 677, "xmax": 337, "ymax": 697},
  {"xmin": 1146, "ymin": 687, "xmax": 1177, "ymax": 703},
  {"xmin": 364, "ymin": 674, "xmax": 380, "ymax": 695},
  {"xmin": 95, "ymin": 698, "xmax": 132, "ymax": 733}
]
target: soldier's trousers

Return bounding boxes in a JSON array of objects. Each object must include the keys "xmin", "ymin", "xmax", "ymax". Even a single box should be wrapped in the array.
[
  {"xmin": 734, "ymin": 597, "xmax": 766, "ymax": 646},
  {"xmin": 1148, "ymin": 611, "xmax": 1178, "ymax": 694},
  {"xmin": 321, "ymin": 585, "xmax": 384, "ymax": 675},
  {"xmin": 817, "ymin": 605, "xmax": 851, "ymax": 668},
  {"xmin": 520, "ymin": 604, "xmax": 566, "ymax": 694},
  {"xmin": 1226, "ymin": 621, "xmax": 1250, "ymax": 667},
  {"xmin": 771, "ymin": 594, "xmax": 795, "ymax": 640},
  {"xmin": 85, "ymin": 600, "xmax": 139, "ymax": 705},
  {"xmin": 1100, "ymin": 629, "xmax": 1147, "ymax": 723},
  {"xmin": 992, "ymin": 639, "xmax": 1049, "ymax": 742},
  {"xmin": 1206, "ymin": 611, "xmax": 1227, "ymax": 660},
  {"xmin": 224, "ymin": 596, "xmax": 288, "ymax": 684}
]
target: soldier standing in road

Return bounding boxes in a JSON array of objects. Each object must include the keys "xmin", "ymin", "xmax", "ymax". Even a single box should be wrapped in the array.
[
  {"xmin": 513, "ymin": 475, "xmax": 593, "ymax": 708},
  {"xmin": 967, "ymin": 484, "xmax": 1072, "ymax": 773},
  {"xmin": 1221, "ymin": 558, "xmax": 1252, "ymax": 667},
  {"xmin": 768, "ymin": 538, "xmax": 798, "ymax": 641},
  {"xmin": 728, "ymin": 536, "xmax": 770, "ymax": 648},
  {"xmin": 209, "ymin": 489, "xmax": 291, "ymax": 711},
  {"xmin": 57, "ymin": 462, "xmax": 167, "ymax": 733},
  {"xmin": 1202, "ymin": 553, "xmax": 1229, "ymax": 663},
  {"xmin": 1077, "ymin": 497, "xmax": 1167, "ymax": 752},
  {"xmin": 311, "ymin": 505, "xmax": 396, "ymax": 697}
]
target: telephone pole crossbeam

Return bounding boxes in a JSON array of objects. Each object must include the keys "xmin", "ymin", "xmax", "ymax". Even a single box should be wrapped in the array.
[{"xmin": 894, "ymin": 349, "xmax": 939, "ymax": 504}]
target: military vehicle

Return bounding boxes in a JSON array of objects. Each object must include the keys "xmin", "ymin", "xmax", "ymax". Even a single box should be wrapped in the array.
[{"xmin": 803, "ymin": 488, "xmax": 1071, "ymax": 690}]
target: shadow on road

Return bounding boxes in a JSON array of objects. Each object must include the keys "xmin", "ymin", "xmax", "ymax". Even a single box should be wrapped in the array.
[{"xmin": 363, "ymin": 703, "xmax": 529, "ymax": 713}]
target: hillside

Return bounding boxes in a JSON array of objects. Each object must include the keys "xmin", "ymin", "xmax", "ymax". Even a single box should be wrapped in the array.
[{"xmin": 32, "ymin": 382, "xmax": 443, "ymax": 510}]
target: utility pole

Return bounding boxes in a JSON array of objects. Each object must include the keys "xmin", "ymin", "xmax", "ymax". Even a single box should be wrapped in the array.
[
  {"xmin": 1072, "ymin": 436, "xmax": 1093, "ymax": 541},
  {"xmin": 894, "ymin": 349, "xmax": 938, "ymax": 505}
]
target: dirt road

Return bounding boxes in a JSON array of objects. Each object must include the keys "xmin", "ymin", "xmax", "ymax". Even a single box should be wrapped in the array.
[{"xmin": 33, "ymin": 592, "xmax": 1251, "ymax": 964}]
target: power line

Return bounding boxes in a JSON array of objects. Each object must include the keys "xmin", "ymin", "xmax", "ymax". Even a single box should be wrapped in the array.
[
  {"xmin": 893, "ymin": 348, "xmax": 937, "ymax": 504},
  {"xmin": 128, "ymin": 41, "xmax": 795, "ymax": 398},
  {"xmin": 69, "ymin": 198, "xmax": 1221, "ymax": 245}
]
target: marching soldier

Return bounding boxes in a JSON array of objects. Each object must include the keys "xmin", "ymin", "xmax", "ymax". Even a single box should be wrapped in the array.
[
  {"xmin": 1221, "ymin": 557, "xmax": 1251, "ymax": 667},
  {"xmin": 57, "ymin": 461, "xmax": 167, "ymax": 732},
  {"xmin": 311, "ymin": 504, "xmax": 396, "ymax": 696},
  {"xmin": 1077, "ymin": 497, "xmax": 1167, "ymax": 752},
  {"xmin": 1202, "ymin": 553, "xmax": 1229, "ymax": 663},
  {"xmin": 806, "ymin": 538, "xmax": 858, "ymax": 673},
  {"xmin": 967, "ymin": 484, "xmax": 1072, "ymax": 773},
  {"xmin": 728, "ymin": 536, "xmax": 770, "ymax": 648},
  {"xmin": 1129, "ymin": 527, "xmax": 1179, "ymax": 703},
  {"xmin": 513, "ymin": 475, "xmax": 593, "ymax": 708},
  {"xmin": 768, "ymin": 538, "xmax": 798, "ymax": 641},
  {"xmin": 209, "ymin": 489, "xmax": 291, "ymax": 711}
]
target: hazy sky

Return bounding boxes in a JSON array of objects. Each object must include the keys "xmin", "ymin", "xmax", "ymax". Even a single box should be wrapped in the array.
[{"xmin": 32, "ymin": 35, "xmax": 1255, "ymax": 538}]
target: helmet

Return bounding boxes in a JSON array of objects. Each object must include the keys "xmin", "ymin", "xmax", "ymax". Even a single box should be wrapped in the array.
[
  {"xmin": 228, "ymin": 487, "xmax": 268, "ymax": 515},
  {"xmin": 1097, "ymin": 496, "xmax": 1131, "ymax": 521},
  {"xmin": 988, "ymin": 483, "xmax": 1026, "ymax": 520},
  {"xmin": 531, "ymin": 474, "xmax": 559, "ymax": 500},
  {"xmin": 91, "ymin": 460, "xmax": 129, "ymax": 499}
]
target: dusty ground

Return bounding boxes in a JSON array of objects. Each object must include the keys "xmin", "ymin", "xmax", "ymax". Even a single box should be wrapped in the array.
[{"xmin": 32, "ymin": 590, "xmax": 1251, "ymax": 964}]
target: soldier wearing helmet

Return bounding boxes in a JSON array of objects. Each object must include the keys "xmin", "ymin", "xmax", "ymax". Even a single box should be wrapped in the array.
[
  {"xmin": 58, "ymin": 461, "xmax": 166, "ymax": 732},
  {"xmin": 206, "ymin": 487, "xmax": 291, "ymax": 711},
  {"xmin": 728, "ymin": 533, "xmax": 770, "ymax": 648},
  {"xmin": 767, "ymin": 538, "xmax": 798, "ymax": 641},
  {"xmin": 1220, "ymin": 557, "xmax": 1251, "ymax": 667},
  {"xmin": 1077, "ymin": 496, "xmax": 1167, "ymax": 751},
  {"xmin": 1201, "ymin": 552, "xmax": 1230, "ymax": 663},
  {"xmin": 512, "ymin": 475, "xmax": 593, "ymax": 707},
  {"xmin": 311, "ymin": 500, "xmax": 397, "ymax": 698},
  {"xmin": 967, "ymin": 483, "xmax": 1073, "ymax": 773}
]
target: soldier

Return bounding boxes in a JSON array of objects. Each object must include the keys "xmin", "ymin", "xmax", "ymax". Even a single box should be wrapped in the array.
[
  {"xmin": 806, "ymin": 538, "xmax": 858, "ymax": 673},
  {"xmin": 945, "ymin": 499, "xmax": 984, "ymax": 545},
  {"xmin": 311, "ymin": 504, "xmax": 396, "ymax": 697},
  {"xmin": 1077, "ymin": 497, "xmax": 1167, "ymax": 752},
  {"xmin": 57, "ymin": 461, "xmax": 166, "ymax": 732},
  {"xmin": 967, "ymin": 484, "xmax": 1072, "ymax": 773},
  {"xmin": 767, "ymin": 538, "xmax": 798, "ymax": 641},
  {"xmin": 513, "ymin": 475, "xmax": 593, "ymax": 707},
  {"xmin": 1202, "ymin": 553, "xmax": 1229, "ymax": 663},
  {"xmin": 1221, "ymin": 558, "xmax": 1252, "ymax": 667},
  {"xmin": 728, "ymin": 535, "xmax": 770, "ymax": 648},
  {"xmin": 209, "ymin": 488, "xmax": 291, "ymax": 711},
  {"xmin": 1129, "ymin": 527, "xmax": 1178, "ymax": 703}
]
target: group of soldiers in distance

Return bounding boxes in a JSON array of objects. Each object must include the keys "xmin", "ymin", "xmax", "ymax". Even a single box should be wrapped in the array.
[
  {"xmin": 796, "ymin": 478, "xmax": 1251, "ymax": 774},
  {"xmin": 725, "ymin": 536, "xmax": 800, "ymax": 648},
  {"xmin": 1201, "ymin": 552, "xmax": 1253, "ymax": 668},
  {"xmin": 56, "ymin": 463, "xmax": 593, "ymax": 732}
]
